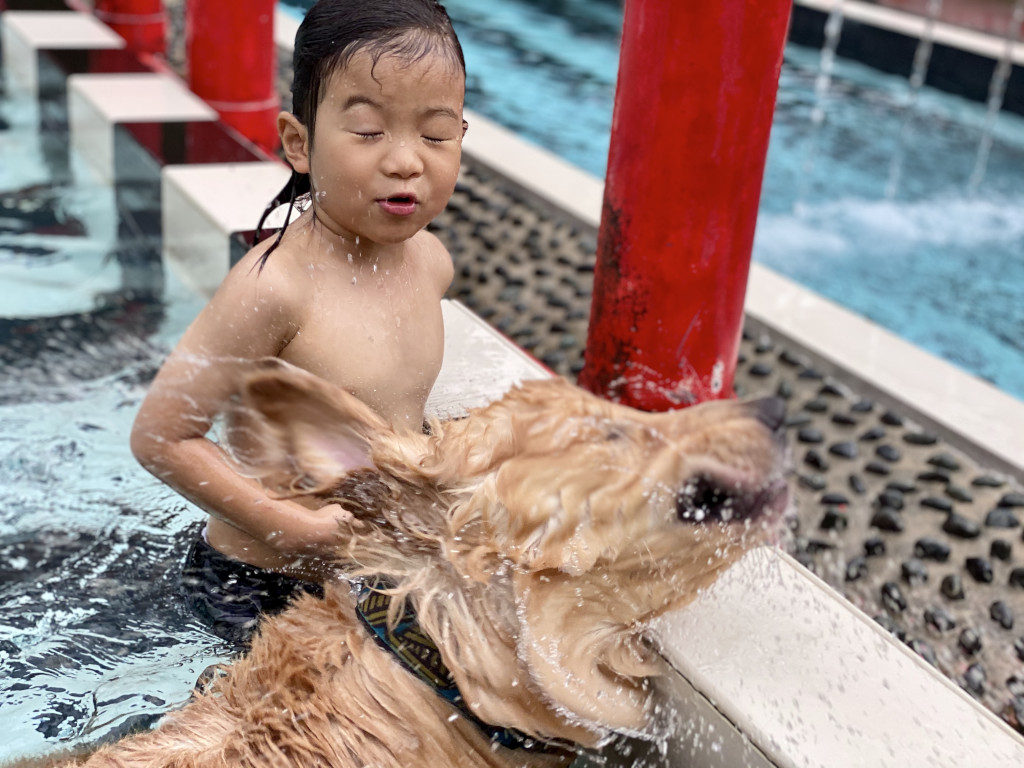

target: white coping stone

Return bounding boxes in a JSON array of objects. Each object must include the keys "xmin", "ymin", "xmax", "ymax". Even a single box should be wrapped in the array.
[
  {"xmin": 745, "ymin": 265, "xmax": 1024, "ymax": 474},
  {"xmin": 796, "ymin": 0, "xmax": 1024, "ymax": 66},
  {"xmin": 161, "ymin": 162, "xmax": 292, "ymax": 298},
  {"xmin": 68, "ymin": 72, "xmax": 217, "ymax": 183},
  {"xmin": 655, "ymin": 547, "xmax": 1024, "ymax": 766},
  {"xmin": 461, "ymin": 108, "xmax": 606, "ymax": 229},
  {"xmin": 1, "ymin": 10, "xmax": 124, "ymax": 96},
  {"xmin": 428, "ymin": 300, "xmax": 551, "ymax": 420}
]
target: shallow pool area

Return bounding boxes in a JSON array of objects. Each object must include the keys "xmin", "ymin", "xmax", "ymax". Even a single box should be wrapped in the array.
[
  {"xmin": 285, "ymin": 0, "xmax": 1024, "ymax": 401},
  {"xmin": 0, "ymin": 67, "xmax": 231, "ymax": 754}
]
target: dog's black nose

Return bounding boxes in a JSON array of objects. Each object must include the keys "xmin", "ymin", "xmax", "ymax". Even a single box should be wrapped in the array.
[{"xmin": 753, "ymin": 397, "xmax": 786, "ymax": 432}]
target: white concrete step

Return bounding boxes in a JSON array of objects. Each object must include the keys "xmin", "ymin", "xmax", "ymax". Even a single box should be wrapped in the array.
[
  {"xmin": 160, "ymin": 162, "xmax": 291, "ymax": 297},
  {"xmin": 67, "ymin": 72, "xmax": 216, "ymax": 183},
  {"xmin": 656, "ymin": 547, "xmax": 1024, "ymax": 766},
  {"xmin": 1, "ymin": 10, "xmax": 123, "ymax": 97}
]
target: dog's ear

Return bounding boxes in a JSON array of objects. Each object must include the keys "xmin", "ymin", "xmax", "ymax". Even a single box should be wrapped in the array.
[
  {"xmin": 484, "ymin": 453, "xmax": 635, "ymax": 574},
  {"xmin": 230, "ymin": 360, "xmax": 390, "ymax": 494}
]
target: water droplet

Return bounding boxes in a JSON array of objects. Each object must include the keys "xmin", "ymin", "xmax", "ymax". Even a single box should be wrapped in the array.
[{"xmin": 351, "ymin": 277, "xmax": 357, "ymax": 285}]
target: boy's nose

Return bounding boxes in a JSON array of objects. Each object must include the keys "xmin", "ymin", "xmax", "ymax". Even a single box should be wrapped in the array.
[{"xmin": 382, "ymin": 139, "xmax": 424, "ymax": 178}]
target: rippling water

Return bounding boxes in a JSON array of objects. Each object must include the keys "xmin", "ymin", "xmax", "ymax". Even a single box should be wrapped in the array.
[
  {"xmin": 0, "ymin": 368, "xmax": 230, "ymax": 755},
  {"xmin": 0, "ymin": 81, "xmax": 228, "ymax": 755}
]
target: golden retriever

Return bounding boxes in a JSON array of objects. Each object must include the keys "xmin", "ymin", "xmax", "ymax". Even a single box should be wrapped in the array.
[{"xmin": 16, "ymin": 361, "xmax": 789, "ymax": 768}]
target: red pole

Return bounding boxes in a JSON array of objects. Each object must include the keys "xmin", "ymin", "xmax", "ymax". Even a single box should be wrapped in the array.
[
  {"xmin": 185, "ymin": 0, "xmax": 280, "ymax": 153},
  {"xmin": 93, "ymin": 0, "xmax": 166, "ymax": 56},
  {"xmin": 578, "ymin": 0, "xmax": 791, "ymax": 410}
]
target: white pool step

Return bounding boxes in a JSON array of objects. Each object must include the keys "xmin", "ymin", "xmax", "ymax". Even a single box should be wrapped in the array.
[
  {"xmin": 0, "ymin": 9, "xmax": 124, "ymax": 97},
  {"xmin": 161, "ymin": 162, "xmax": 292, "ymax": 297},
  {"xmin": 68, "ymin": 72, "xmax": 216, "ymax": 184}
]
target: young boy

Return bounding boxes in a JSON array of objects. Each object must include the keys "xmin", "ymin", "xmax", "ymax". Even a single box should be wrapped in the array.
[{"xmin": 131, "ymin": 0, "xmax": 468, "ymax": 646}]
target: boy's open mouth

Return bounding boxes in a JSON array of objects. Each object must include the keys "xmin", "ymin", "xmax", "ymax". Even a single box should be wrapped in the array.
[{"xmin": 378, "ymin": 195, "xmax": 418, "ymax": 216}]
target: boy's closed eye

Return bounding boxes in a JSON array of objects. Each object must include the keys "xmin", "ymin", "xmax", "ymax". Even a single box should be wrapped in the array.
[{"xmin": 423, "ymin": 131, "xmax": 461, "ymax": 144}]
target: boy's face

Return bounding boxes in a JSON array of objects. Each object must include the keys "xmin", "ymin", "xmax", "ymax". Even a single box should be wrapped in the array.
[{"xmin": 283, "ymin": 44, "xmax": 465, "ymax": 248}]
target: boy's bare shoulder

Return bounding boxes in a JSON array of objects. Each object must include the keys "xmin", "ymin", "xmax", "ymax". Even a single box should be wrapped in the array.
[
  {"xmin": 216, "ymin": 236, "xmax": 307, "ymax": 308},
  {"xmin": 180, "ymin": 235, "xmax": 309, "ymax": 358},
  {"xmin": 411, "ymin": 229, "xmax": 454, "ymax": 293}
]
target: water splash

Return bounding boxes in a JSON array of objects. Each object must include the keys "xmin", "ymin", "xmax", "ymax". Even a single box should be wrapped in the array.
[
  {"xmin": 885, "ymin": 0, "xmax": 944, "ymax": 199},
  {"xmin": 797, "ymin": 0, "xmax": 846, "ymax": 205},
  {"xmin": 968, "ymin": 0, "xmax": 1024, "ymax": 192}
]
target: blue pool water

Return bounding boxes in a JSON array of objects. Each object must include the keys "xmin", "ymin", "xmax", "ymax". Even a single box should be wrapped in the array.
[{"xmin": 286, "ymin": 0, "xmax": 1024, "ymax": 401}]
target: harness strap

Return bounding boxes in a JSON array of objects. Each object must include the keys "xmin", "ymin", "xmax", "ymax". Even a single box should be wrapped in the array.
[{"xmin": 355, "ymin": 577, "xmax": 576, "ymax": 757}]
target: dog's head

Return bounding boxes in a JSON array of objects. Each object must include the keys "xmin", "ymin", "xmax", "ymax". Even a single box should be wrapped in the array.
[{"xmin": 231, "ymin": 360, "xmax": 790, "ymax": 744}]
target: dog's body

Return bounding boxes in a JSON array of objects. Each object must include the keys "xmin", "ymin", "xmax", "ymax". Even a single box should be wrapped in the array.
[{"xmin": 21, "ymin": 363, "xmax": 789, "ymax": 768}]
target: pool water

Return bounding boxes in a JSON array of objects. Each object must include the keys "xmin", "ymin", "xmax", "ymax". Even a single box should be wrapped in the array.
[
  {"xmin": 0, "ymin": 73, "xmax": 229, "ymax": 755},
  {"xmin": 286, "ymin": 0, "xmax": 1024, "ymax": 400}
]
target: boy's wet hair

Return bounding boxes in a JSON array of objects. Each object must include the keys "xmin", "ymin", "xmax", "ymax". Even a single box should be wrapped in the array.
[{"xmin": 253, "ymin": 0, "xmax": 466, "ymax": 266}]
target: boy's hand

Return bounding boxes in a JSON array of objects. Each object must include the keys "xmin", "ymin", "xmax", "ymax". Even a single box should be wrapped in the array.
[{"xmin": 319, "ymin": 502, "xmax": 363, "ymax": 528}]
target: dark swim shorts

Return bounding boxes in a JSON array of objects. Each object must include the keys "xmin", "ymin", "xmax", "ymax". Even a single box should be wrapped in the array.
[{"xmin": 180, "ymin": 530, "xmax": 324, "ymax": 650}]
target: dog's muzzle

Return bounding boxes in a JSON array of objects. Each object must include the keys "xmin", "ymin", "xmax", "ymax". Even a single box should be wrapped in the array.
[{"xmin": 675, "ymin": 396, "xmax": 789, "ymax": 524}]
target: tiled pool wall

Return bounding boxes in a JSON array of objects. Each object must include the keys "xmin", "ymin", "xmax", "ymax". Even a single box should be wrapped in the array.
[{"xmin": 791, "ymin": 0, "xmax": 1024, "ymax": 117}]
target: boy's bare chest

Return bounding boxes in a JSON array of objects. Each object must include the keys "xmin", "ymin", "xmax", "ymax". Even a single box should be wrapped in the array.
[{"xmin": 280, "ymin": 271, "xmax": 445, "ymax": 416}]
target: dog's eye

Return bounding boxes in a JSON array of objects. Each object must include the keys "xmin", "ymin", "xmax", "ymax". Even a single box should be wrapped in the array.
[{"xmin": 676, "ymin": 476, "xmax": 736, "ymax": 523}]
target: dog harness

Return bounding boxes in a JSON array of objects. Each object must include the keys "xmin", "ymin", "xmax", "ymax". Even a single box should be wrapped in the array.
[{"xmin": 355, "ymin": 577, "xmax": 576, "ymax": 757}]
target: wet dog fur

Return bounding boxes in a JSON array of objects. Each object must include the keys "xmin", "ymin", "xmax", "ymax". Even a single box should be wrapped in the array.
[{"xmin": 14, "ymin": 360, "xmax": 789, "ymax": 767}]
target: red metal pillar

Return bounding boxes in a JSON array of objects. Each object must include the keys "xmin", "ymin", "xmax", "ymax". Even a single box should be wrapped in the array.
[
  {"xmin": 185, "ymin": 0, "xmax": 280, "ymax": 153},
  {"xmin": 578, "ymin": 0, "xmax": 791, "ymax": 410},
  {"xmin": 93, "ymin": 0, "xmax": 166, "ymax": 56}
]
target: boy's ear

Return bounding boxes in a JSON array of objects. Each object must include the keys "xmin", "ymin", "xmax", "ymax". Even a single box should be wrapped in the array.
[{"xmin": 278, "ymin": 112, "xmax": 310, "ymax": 174}]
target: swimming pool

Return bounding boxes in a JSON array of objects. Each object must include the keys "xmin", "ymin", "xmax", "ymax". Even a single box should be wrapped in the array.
[
  {"xmin": 285, "ymin": 0, "xmax": 1024, "ymax": 401},
  {"xmin": 1, "ymin": 2, "xmax": 1021, "ymax": 758}
]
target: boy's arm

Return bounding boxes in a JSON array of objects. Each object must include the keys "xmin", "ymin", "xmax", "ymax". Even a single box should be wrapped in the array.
[{"xmin": 130, "ymin": 251, "xmax": 346, "ymax": 555}]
